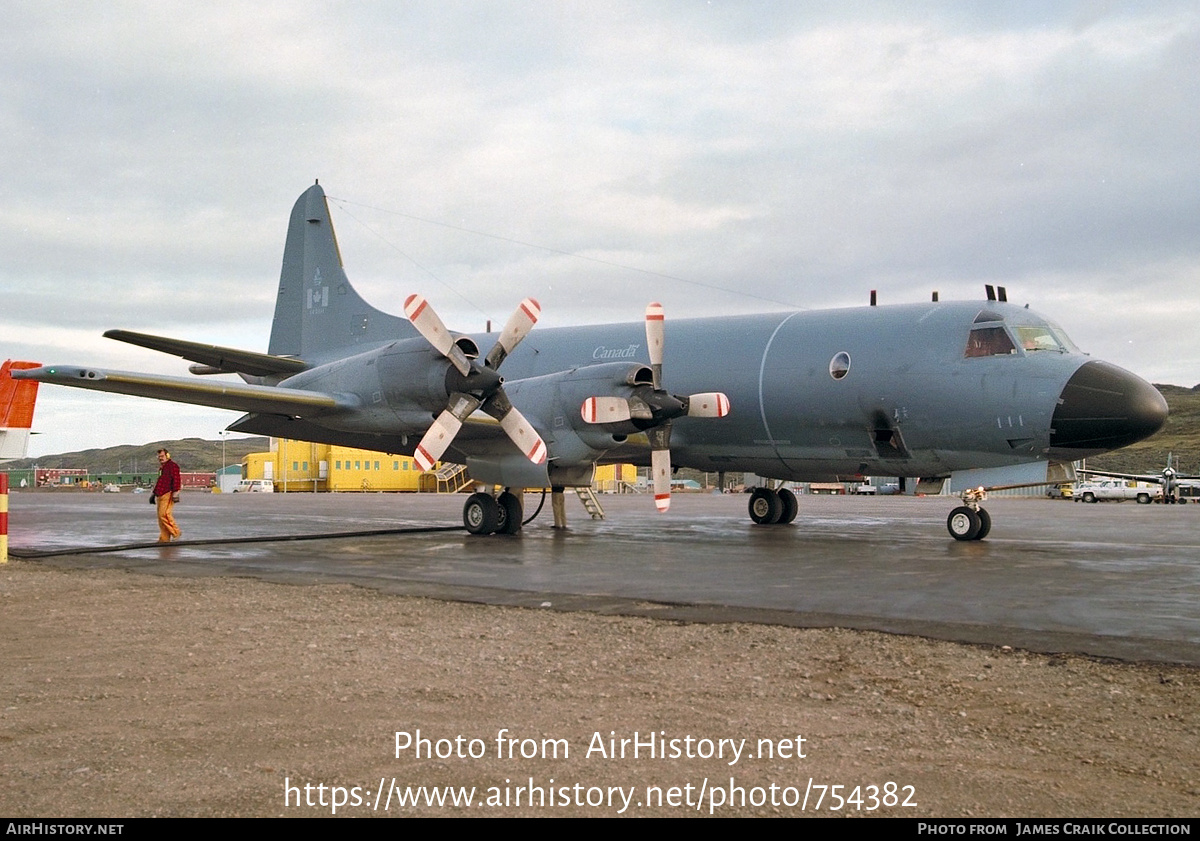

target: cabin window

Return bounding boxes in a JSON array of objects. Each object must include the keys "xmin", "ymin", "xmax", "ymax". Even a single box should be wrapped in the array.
[
  {"xmin": 829, "ymin": 352, "xmax": 851, "ymax": 380},
  {"xmin": 964, "ymin": 326, "xmax": 1016, "ymax": 358}
]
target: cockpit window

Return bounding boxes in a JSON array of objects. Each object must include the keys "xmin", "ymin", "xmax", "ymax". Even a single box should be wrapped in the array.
[
  {"xmin": 964, "ymin": 326, "xmax": 1016, "ymax": 358},
  {"xmin": 1013, "ymin": 326, "xmax": 1065, "ymax": 352}
]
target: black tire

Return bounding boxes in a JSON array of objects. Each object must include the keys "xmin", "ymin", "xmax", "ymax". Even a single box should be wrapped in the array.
[
  {"xmin": 748, "ymin": 488, "xmax": 783, "ymax": 525},
  {"xmin": 1083, "ymin": 492, "xmax": 1096, "ymax": 503},
  {"xmin": 974, "ymin": 507, "xmax": 991, "ymax": 540},
  {"xmin": 947, "ymin": 506, "xmax": 982, "ymax": 541},
  {"xmin": 496, "ymin": 491, "xmax": 523, "ymax": 534},
  {"xmin": 1137, "ymin": 493, "xmax": 1151, "ymax": 504},
  {"xmin": 463, "ymin": 492, "xmax": 501, "ymax": 535},
  {"xmin": 777, "ymin": 488, "xmax": 799, "ymax": 524}
]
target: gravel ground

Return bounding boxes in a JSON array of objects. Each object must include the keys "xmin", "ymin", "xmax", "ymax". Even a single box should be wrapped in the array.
[{"xmin": 1, "ymin": 560, "xmax": 1197, "ymax": 817}]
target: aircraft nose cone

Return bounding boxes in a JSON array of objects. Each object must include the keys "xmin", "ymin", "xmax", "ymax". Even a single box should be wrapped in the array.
[{"xmin": 1048, "ymin": 360, "xmax": 1167, "ymax": 459}]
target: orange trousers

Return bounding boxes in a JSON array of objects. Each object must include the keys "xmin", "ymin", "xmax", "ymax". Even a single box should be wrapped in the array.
[{"xmin": 156, "ymin": 495, "xmax": 181, "ymax": 542}]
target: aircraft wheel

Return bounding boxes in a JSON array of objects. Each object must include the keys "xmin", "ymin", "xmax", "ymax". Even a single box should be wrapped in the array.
[
  {"xmin": 777, "ymin": 488, "xmax": 799, "ymax": 524},
  {"xmin": 463, "ymin": 492, "xmax": 501, "ymax": 535},
  {"xmin": 947, "ymin": 506, "xmax": 982, "ymax": 541},
  {"xmin": 748, "ymin": 488, "xmax": 783, "ymax": 525},
  {"xmin": 495, "ymin": 491, "xmax": 523, "ymax": 534},
  {"xmin": 974, "ymin": 507, "xmax": 991, "ymax": 540}
]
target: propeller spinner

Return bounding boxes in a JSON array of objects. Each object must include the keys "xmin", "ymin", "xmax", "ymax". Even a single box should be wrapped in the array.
[
  {"xmin": 581, "ymin": 302, "xmax": 730, "ymax": 512},
  {"xmin": 404, "ymin": 294, "xmax": 547, "ymax": 472}
]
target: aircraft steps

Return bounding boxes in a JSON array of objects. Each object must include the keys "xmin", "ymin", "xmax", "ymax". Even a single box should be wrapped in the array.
[
  {"xmin": 431, "ymin": 463, "xmax": 472, "ymax": 494},
  {"xmin": 574, "ymin": 486, "xmax": 606, "ymax": 520}
]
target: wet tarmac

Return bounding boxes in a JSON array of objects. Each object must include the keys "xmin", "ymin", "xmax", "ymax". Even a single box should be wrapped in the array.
[{"xmin": 7, "ymin": 490, "xmax": 1200, "ymax": 665}]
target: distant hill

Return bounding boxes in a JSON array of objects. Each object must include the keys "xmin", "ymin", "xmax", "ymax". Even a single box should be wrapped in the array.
[{"xmin": 4, "ymin": 437, "xmax": 269, "ymax": 474}]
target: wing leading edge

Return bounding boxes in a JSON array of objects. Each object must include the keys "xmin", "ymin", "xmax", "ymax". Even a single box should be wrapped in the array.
[{"xmin": 10, "ymin": 366, "xmax": 352, "ymax": 418}]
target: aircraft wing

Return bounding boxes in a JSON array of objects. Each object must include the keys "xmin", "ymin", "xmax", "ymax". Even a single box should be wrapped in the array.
[
  {"xmin": 11, "ymin": 365, "xmax": 353, "ymax": 417},
  {"xmin": 103, "ymin": 330, "xmax": 309, "ymax": 377}
]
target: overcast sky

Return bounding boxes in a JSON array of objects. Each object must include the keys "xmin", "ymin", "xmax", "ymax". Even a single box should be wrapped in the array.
[{"xmin": 4, "ymin": 1, "xmax": 1198, "ymax": 458}]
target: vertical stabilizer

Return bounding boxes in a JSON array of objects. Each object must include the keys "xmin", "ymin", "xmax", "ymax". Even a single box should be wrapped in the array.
[
  {"xmin": 268, "ymin": 183, "xmax": 413, "ymax": 361},
  {"xmin": 0, "ymin": 360, "xmax": 41, "ymax": 460}
]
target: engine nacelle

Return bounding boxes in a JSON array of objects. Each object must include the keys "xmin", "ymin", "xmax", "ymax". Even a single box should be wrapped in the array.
[{"xmin": 505, "ymin": 361, "xmax": 654, "ymax": 449}]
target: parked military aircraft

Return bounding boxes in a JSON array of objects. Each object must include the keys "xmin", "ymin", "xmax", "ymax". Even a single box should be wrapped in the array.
[
  {"xmin": 1079, "ymin": 455, "xmax": 1196, "ymax": 504},
  {"xmin": 13, "ymin": 183, "xmax": 1168, "ymax": 539},
  {"xmin": 0, "ymin": 360, "xmax": 41, "ymax": 461}
]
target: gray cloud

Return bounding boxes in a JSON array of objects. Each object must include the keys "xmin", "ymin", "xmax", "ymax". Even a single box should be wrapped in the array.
[{"xmin": 4, "ymin": 1, "xmax": 1198, "ymax": 455}]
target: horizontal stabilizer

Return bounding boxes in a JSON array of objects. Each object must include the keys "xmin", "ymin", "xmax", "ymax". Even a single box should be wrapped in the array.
[
  {"xmin": 11, "ymin": 365, "xmax": 353, "ymax": 418},
  {"xmin": 103, "ymin": 330, "xmax": 309, "ymax": 378}
]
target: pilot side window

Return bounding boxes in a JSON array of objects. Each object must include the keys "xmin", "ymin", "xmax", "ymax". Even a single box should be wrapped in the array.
[{"xmin": 964, "ymin": 326, "xmax": 1016, "ymax": 358}]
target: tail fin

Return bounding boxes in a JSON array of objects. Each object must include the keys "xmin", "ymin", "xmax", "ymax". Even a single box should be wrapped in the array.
[
  {"xmin": 0, "ymin": 360, "xmax": 41, "ymax": 460},
  {"xmin": 268, "ymin": 183, "xmax": 414, "ymax": 361}
]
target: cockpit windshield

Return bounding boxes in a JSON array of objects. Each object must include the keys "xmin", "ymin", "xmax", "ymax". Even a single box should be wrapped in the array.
[
  {"xmin": 964, "ymin": 313, "xmax": 1077, "ymax": 359},
  {"xmin": 1013, "ymin": 325, "xmax": 1066, "ymax": 353}
]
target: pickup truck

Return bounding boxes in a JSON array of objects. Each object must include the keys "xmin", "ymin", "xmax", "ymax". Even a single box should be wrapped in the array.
[{"xmin": 1074, "ymin": 479, "xmax": 1159, "ymax": 504}]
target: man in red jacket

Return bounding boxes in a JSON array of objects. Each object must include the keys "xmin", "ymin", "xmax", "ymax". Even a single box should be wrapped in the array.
[{"xmin": 153, "ymin": 448, "xmax": 182, "ymax": 542}]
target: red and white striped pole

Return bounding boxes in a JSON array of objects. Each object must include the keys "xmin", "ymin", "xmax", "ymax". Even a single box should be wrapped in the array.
[{"xmin": 0, "ymin": 472, "xmax": 8, "ymax": 564}]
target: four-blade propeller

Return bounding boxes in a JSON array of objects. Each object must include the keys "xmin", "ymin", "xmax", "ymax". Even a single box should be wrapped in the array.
[
  {"xmin": 580, "ymin": 302, "xmax": 730, "ymax": 513},
  {"xmin": 404, "ymin": 294, "xmax": 547, "ymax": 472}
]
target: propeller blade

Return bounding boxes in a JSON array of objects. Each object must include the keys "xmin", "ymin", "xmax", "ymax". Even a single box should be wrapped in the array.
[
  {"xmin": 581, "ymin": 396, "xmax": 633, "ymax": 424},
  {"xmin": 651, "ymin": 447, "xmax": 671, "ymax": 512},
  {"xmin": 404, "ymin": 294, "xmax": 472, "ymax": 376},
  {"xmin": 498, "ymin": 405, "xmax": 548, "ymax": 465},
  {"xmin": 480, "ymin": 387, "xmax": 547, "ymax": 465},
  {"xmin": 645, "ymin": 302, "xmax": 664, "ymax": 390},
  {"xmin": 412, "ymin": 392, "xmax": 481, "ymax": 471},
  {"xmin": 685, "ymin": 392, "xmax": 731, "ymax": 418},
  {"xmin": 485, "ymin": 297, "xmax": 541, "ymax": 369}
]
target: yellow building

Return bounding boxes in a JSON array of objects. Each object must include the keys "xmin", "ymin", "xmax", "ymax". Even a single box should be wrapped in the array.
[
  {"xmin": 244, "ymin": 438, "xmax": 635, "ymax": 494},
  {"xmin": 593, "ymin": 463, "xmax": 637, "ymax": 493},
  {"xmin": 244, "ymin": 440, "xmax": 427, "ymax": 492}
]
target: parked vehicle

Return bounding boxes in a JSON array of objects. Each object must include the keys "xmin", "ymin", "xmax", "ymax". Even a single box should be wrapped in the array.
[
  {"xmin": 1073, "ymin": 479, "xmax": 1159, "ymax": 504},
  {"xmin": 233, "ymin": 479, "xmax": 274, "ymax": 493}
]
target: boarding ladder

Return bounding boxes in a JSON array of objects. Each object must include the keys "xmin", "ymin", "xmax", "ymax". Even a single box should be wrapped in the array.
[
  {"xmin": 574, "ymin": 487, "xmax": 606, "ymax": 520},
  {"xmin": 431, "ymin": 463, "xmax": 472, "ymax": 494}
]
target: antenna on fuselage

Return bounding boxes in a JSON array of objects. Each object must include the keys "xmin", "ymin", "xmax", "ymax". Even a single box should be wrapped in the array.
[
  {"xmin": 985, "ymin": 284, "xmax": 996, "ymax": 301},
  {"xmin": 932, "ymin": 291, "xmax": 939, "ymax": 302},
  {"xmin": 870, "ymin": 290, "xmax": 877, "ymax": 306}
]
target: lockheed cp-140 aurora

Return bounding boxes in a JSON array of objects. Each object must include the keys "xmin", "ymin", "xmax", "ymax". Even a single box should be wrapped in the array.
[{"xmin": 14, "ymin": 183, "xmax": 1168, "ymax": 540}]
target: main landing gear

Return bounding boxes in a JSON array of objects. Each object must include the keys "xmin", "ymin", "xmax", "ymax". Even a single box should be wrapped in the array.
[
  {"xmin": 747, "ymin": 487, "xmax": 799, "ymax": 525},
  {"xmin": 947, "ymin": 487, "xmax": 991, "ymax": 541},
  {"xmin": 463, "ymin": 490, "xmax": 525, "ymax": 535}
]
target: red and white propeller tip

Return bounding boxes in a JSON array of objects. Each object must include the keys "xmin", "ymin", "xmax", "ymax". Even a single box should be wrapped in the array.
[
  {"xmin": 581, "ymin": 396, "xmax": 633, "ymax": 424},
  {"xmin": 405, "ymin": 294, "xmax": 471, "ymax": 375},
  {"xmin": 652, "ymin": 448, "xmax": 671, "ymax": 512},
  {"xmin": 687, "ymin": 392, "xmax": 730, "ymax": 418},
  {"xmin": 487, "ymin": 297, "xmax": 541, "ymax": 368}
]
